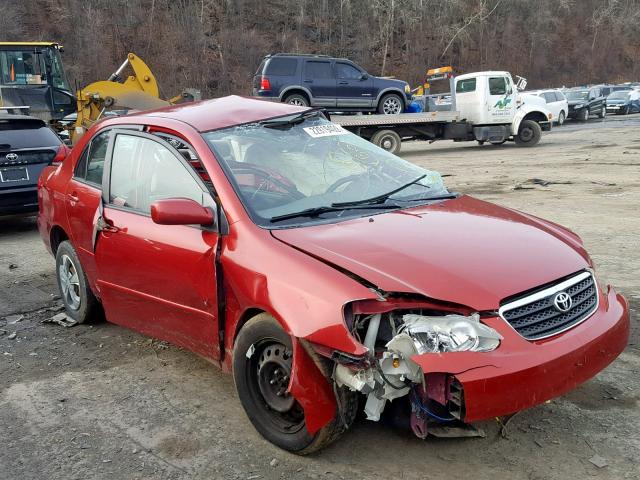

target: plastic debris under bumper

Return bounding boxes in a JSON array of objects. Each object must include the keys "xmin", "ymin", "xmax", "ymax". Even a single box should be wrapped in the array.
[{"xmin": 410, "ymin": 287, "xmax": 629, "ymax": 422}]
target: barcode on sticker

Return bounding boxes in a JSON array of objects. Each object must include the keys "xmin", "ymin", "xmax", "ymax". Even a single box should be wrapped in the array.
[{"xmin": 303, "ymin": 124, "xmax": 349, "ymax": 138}]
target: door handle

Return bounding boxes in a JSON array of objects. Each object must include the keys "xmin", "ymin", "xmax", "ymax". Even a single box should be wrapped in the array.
[
  {"xmin": 68, "ymin": 192, "xmax": 79, "ymax": 203},
  {"xmin": 303, "ymin": 79, "xmax": 313, "ymax": 83},
  {"xmin": 338, "ymin": 81, "xmax": 348, "ymax": 85},
  {"xmin": 96, "ymin": 215, "xmax": 120, "ymax": 233}
]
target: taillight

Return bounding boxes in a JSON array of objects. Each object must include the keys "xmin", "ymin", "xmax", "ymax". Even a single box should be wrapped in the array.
[
  {"xmin": 260, "ymin": 76, "xmax": 271, "ymax": 91},
  {"xmin": 52, "ymin": 144, "xmax": 71, "ymax": 165}
]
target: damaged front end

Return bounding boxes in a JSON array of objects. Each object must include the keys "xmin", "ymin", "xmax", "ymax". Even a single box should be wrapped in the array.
[{"xmin": 331, "ymin": 300, "xmax": 502, "ymax": 438}]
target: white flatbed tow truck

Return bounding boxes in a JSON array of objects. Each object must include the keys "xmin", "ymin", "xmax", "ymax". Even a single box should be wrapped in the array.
[{"xmin": 330, "ymin": 69, "xmax": 553, "ymax": 154}]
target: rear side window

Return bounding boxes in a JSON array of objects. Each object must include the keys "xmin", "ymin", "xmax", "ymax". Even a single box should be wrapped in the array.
[
  {"xmin": 488, "ymin": 77, "xmax": 507, "ymax": 95},
  {"xmin": 542, "ymin": 92, "xmax": 555, "ymax": 103},
  {"xmin": 109, "ymin": 134, "xmax": 206, "ymax": 214},
  {"xmin": 456, "ymin": 78, "xmax": 476, "ymax": 93},
  {"xmin": 554, "ymin": 91, "xmax": 565, "ymax": 102},
  {"xmin": 265, "ymin": 58, "xmax": 297, "ymax": 76},
  {"xmin": 305, "ymin": 61, "xmax": 333, "ymax": 79},
  {"xmin": 0, "ymin": 120, "xmax": 60, "ymax": 149},
  {"xmin": 75, "ymin": 130, "xmax": 109, "ymax": 185}
]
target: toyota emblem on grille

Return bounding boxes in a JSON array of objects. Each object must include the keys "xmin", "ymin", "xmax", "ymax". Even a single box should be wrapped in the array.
[
  {"xmin": 553, "ymin": 292, "xmax": 573, "ymax": 312},
  {"xmin": 5, "ymin": 153, "xmax": 18, "ymax": 161}
]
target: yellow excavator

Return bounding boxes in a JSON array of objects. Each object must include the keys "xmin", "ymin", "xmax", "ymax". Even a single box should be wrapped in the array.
[
  {"xmin": 73, "ymin": 52, "xmax": 199, "ymax": 142},
  {"xmin": 0, "ymin": 43, "xmax": 198, "ymax": 143}
]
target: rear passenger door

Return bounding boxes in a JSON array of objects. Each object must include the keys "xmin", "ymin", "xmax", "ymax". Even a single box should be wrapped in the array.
[
  {"xmin": 334, "ymin": 61, "xmax": 374, "ymax": 108},
  {"xmin": 303, "ymin": 60, "xmax": 336, "ymax": 107}
]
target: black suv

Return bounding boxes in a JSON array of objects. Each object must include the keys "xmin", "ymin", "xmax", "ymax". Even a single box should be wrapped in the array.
[
  {"xmin": 0, "ymin": 114, "xmax": 64, "ymax": 216},
  {"xmin": 565, "ymin": 87, "xmax": 607, "ymax": 121},
  {"xmin": 252, "ymin": 54, "xmax": 412, "ymax": 114}
]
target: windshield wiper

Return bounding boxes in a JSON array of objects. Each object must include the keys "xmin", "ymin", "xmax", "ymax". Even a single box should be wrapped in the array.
[
  {"xmin": 394, "ymin": 192, "xmax": 459, "ymax": 202},
  {"xmin": 331, "ymin": 174, "xmax": 428, "ymax": 208},
  {"xmin": 269, "ymin": 204, "xmax": 399, "ymax": 223},
  {"xmin": 260, "ymin": 110, "xmax": 322, "ymax": 129}
]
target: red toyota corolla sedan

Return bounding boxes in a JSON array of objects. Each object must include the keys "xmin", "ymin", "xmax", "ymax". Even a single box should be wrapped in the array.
[{"xmin": 37, "ymin": 96, "xmax": 629, "ymax": 453}]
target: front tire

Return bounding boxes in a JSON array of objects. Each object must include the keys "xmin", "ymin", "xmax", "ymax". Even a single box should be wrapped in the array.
[
  {"xmin": 284, "ymin": 94, "xmax": 309, "ymax": 107},
  {"xmin": 233, "ymin": 313, "xmax": 353, "ymax": 454},
  {"xmin": 557, "ymin": 111, "xmax": 566, "ymax": 126},
  {"xmin": 55, "ymin": 240, "xmax": 100, "ymax": 323},
  {"xmin": 578, "ymin": 108, "xmax": 589, "ymax": 121},
  {"xmin": 514, "ymin": 119, "xmax": 542, "ymax": 147},
  {"xmin": 377, "ymin": 93, "xmax": 403, "ymax": 115}
]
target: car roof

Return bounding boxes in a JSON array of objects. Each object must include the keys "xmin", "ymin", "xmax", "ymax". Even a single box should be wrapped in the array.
[
  {"xmin": 121, "ymin": 95, "xmax": 308, "ymax": 133},
  {"xmin": 0, "ymin": 113, "xmax": 46, "ymax": 125}
]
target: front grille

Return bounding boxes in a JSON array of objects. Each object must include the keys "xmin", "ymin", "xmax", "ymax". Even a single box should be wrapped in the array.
[{"xmin": 499, "ymin": 271, "xmax": 598, "ymax": 340}]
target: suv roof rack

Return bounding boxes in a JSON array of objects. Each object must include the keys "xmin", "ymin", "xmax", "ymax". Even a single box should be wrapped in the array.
[{"xmin": 269, "ymin": 53, "xmax": 332, "ymax": 58}]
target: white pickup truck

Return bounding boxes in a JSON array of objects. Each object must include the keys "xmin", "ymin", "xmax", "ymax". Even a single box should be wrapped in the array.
[{"xmin": 332, "ymin": 70, "xmax": 553, "ymax": 154}]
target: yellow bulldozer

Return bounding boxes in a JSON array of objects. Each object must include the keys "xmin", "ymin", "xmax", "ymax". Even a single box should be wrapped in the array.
[{"xmin": 0, "ymin": 42, "xmax": 198, "ymax": 143}]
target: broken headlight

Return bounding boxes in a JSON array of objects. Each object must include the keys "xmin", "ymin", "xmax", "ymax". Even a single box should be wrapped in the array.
[{"xmin": 401, "ymin": 313, "xmax": 502, "ymax": 353}]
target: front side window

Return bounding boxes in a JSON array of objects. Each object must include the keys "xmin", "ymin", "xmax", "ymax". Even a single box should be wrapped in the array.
[
  {"xmin": 0, "ymin": 49, "xmax": 47, "ymax": 85},
  {"xmin": 108, "ymin": 134, "xmax": 208, "ymax": 214},
  {"xmin": 305, "ymin": 61, "xmax": 333, "ymax": 79},
  {"xmin": 489, "ymin": 77, "xmax": 507, "ymax": 95},
  {"xmin": 456, "ymin": 78, "xmax": 476, "ymax": 93},
  {"xmin": 203, "ymin": 114, "xmax": 447, "ymax": 227},
  {"xmin": 335, "ymin": 63, "xmax": 362, "ymax": 80}
]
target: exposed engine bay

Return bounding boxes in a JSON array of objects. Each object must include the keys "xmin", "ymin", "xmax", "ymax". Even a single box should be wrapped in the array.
[{"xmin": 334, "ymin": 308, "xmax": 502, "ymax": 438}]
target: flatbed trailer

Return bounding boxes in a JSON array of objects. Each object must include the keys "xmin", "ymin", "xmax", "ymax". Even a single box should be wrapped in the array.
[{"xmin": 331, "ymin": 111, "xmax": 504, "ymax": 154}]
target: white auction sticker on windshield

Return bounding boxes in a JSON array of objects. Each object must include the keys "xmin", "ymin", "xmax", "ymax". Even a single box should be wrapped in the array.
[{"xmin": 303, "ymin": 124, "xmax": 349, "ymax": 138}]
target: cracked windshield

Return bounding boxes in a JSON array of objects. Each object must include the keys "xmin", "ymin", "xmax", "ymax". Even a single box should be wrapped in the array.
[{"xmin": 203, "ymin": 113, "xmax": 448, "ymax": 225}]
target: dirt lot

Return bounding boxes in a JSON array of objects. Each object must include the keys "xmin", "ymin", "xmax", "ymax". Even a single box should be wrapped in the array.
[{"xmin": 1, "ymin": 116, "xmax": 639, "ymax": 480}]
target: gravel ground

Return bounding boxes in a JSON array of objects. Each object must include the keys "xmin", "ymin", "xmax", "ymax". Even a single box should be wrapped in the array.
[{"xmin": 1, "ymin": 116, "xmax": 639, "ymax": 480}]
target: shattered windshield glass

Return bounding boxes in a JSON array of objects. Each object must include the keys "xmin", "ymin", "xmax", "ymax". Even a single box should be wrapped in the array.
[{"xmin": 203, "ymin": 114, "xmax": 448, "ymax": 226}]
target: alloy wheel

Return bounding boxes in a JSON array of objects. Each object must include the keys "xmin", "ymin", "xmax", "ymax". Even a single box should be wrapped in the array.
[
  {"xmin": 59, "ymin": 254, "xmax": 81, "ymax": 310},
  {"xmin": 382, "ymin": 97, "xmax": 402, "ymax": 115}
]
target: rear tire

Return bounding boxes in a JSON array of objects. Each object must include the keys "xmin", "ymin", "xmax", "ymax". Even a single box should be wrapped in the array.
[
  {"xmin": 371, "ymin": 129, "xmax": 402, "ymax": 154},
  {"xmin": 377, "ymin": 93, "xmax": 403, "ymax": 115},
  {"xmin": 55, "ymin": 240, "xmax": 100, "ymax": 324},
  {"xmin": 514, "ymin": 119, "xmax": 542, "ymax": 147},
  {"xmin": 284, "ymin": 94, "xmax": 309, "ymax": 107},
  {"xmin": 233, "ymin": 313, "xmax": 354, "ymax": 454}
]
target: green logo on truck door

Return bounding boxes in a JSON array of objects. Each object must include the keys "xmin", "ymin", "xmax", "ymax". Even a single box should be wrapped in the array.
[{"xmin": 493, "ymin": 97, "xmax": 512, "ymax": 109}]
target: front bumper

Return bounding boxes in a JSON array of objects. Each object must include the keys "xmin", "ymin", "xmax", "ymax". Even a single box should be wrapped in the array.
[{"xmin": 410, "ymin": 287, "xmax": 629, "ymax": 422}]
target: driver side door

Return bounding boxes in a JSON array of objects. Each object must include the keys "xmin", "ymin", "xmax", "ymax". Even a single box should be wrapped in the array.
[{"xmin": 94, "ymin": 130, "xmax": 221, "ymax": 359}]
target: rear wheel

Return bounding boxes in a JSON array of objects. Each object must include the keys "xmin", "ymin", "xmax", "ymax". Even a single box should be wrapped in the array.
[
  {"xmin": 284, "ymin": 94, "xmax": 309, "ymax": 107},
  {"xmin": 377, "ymin": 94, "xmax": 403, "ymax": 115},
  {"xmin": 557, "ymin": 111, "xmax": 566, "ymax": 125},
  {"xmin": 233, "ymin": 313, "xmax": 354, "ymax": 454},
  {"xmin": 55, "ymin": 240, "xmax": 100, "ymax": 323},
  {"xmin": 371, "ymin": 129, "xmax": 402, "ymax": 154},
  {"xmin": 514, "ymin": 119, "xmax": 542, "ymax": 147}
]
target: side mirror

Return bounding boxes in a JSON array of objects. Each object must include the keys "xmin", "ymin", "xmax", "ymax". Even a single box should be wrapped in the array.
[
  {"xmin": 150, "ymin": 198, "xmax": 215, "ymax": 227},
  {"xmin": 360, "ymin": 73, "xmax": 369, "ymax": 81}
]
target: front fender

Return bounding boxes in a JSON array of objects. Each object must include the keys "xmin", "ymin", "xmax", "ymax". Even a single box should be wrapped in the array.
[{"xmin": 511, "ymin": 104, "xmax": 552, "ymax": 135}]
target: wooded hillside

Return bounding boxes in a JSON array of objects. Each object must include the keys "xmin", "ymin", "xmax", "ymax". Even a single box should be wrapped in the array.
[{"xmin": 3, "ymin": 0, "xmax": 640, "ymax": 97}]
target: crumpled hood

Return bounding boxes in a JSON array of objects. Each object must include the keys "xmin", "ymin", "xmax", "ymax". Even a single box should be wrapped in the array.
[{"xmin": 271, "ymin": 196, "xmax": 590, "ymax": 311}]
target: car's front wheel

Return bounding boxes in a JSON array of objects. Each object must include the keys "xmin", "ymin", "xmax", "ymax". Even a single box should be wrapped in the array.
[
  {"xmin": 557, "ymin": 111, "xmax": 566, "ymax": 125},
  {"xmin": 514, "ymin": 119, "xmax": 542, "ymax": 147},
  {"xmin": 55, "ymin": 240, "xmax": 100, "ymax": 323},
  {"xmin": 378, "ymin": 93, "xmax": 403, "ymax": 115},
  {"xmin": 578, "ymin": 108, "xmax": 589, "ymax": 121},
  {"xmin": 233, "ymin": 313, "xmax": 354, "ymax": 454}
]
